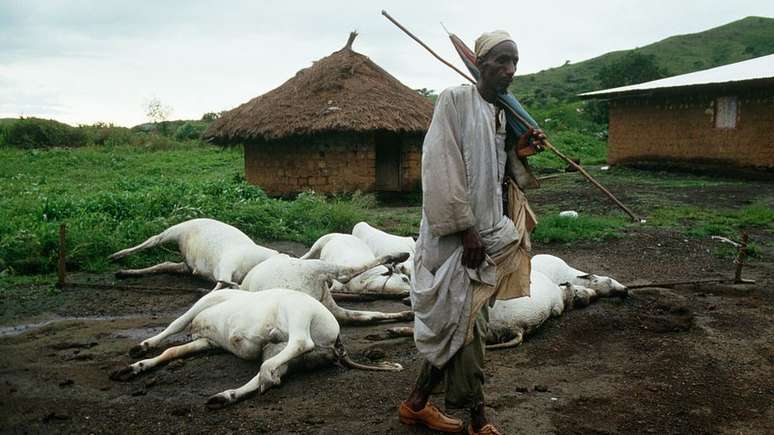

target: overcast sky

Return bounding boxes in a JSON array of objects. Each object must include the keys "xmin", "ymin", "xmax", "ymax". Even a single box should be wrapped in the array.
[{"xmin": 2, "ymin": 0, "xmax": 773, "ymax": 127}]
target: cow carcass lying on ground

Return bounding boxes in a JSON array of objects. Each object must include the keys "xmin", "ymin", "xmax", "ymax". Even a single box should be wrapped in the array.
[
  {"xmin": 111, "ymin": 289, "xmax": 403, "ymax": 409},
  {"xmin": 531, "ymin": 254, "xmax": 628, "ymax": 298},
  {"xmin": 109, "ymin": 218, "xmax": 278, "ymax": 291},
  {"xmin": 487, "ymin": 256, "xmax": 628, "ymax": 348},
  {"xmin": 351, "ymin": 221, "xmax": 416, "ymax": 278},
  {"xmin": 241, "ymin": 252, "xmax": 413, "ymax": 325},
  {"xmin": 301, "ymin": 233, "xmax": 411, "ymax": 297},
  {"xmin": 387, "ymin": 255, "xmax": 627, "ymax": 348},
  {"xmin": 485, "ymin": 270, "xmax": 595, "ymax": 349}
]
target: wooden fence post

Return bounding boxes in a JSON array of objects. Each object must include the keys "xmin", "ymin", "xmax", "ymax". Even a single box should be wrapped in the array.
[{"xmin": 57, "ymin": 223, "xmax": 67, "ymax": 288}]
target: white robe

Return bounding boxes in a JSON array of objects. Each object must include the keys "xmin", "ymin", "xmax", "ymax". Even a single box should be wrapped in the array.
[{"xmin": 411, "ymin": 84, "xmax": 536, "ymax": 367}]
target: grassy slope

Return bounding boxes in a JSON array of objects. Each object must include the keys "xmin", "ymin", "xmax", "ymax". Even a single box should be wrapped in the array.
[{"xmin": 513, "ymin": 16, "xmax": 774, "ymax": 102}]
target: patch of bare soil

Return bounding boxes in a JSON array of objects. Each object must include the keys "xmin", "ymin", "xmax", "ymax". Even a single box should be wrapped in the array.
[
  {"xmin": 1, "ymin": 226, "xmax": 772, "ymax": 434},
  {"xmin": 2, "ymin": 169, "xmax": 774, "ymax": 435}
]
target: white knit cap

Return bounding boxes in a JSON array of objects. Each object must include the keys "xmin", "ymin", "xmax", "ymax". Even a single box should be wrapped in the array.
[{"xmin": 474, "ymin": 30, "xmax": 517, "ymax": 58}]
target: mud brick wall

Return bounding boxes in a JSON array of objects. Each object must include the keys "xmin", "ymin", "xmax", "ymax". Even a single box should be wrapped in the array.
[
  {"xmin": 400, "ymin": 144, "xmax": 422, "ymax": 191},
  {"xmin": 607, "ymin": 87, "xmax": 774, "ymax": 168},
  {"xmin": 244, "ymin": 133, "xmax": 422, "ymax": 195}
]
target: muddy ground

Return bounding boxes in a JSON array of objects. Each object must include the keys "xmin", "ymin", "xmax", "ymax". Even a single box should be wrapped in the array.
[{"xmin": 2, "ymin": 172, "xmax": 773, "ymax": 434}]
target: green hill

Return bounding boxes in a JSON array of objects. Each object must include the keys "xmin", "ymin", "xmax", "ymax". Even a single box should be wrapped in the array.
[{"xmin": 512, "ymin": 16, "xmax": 774, "ymax": 104}]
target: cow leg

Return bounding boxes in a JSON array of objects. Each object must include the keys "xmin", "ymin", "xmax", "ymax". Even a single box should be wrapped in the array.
[
  {"xmin": 385, "ymin": 326, "xmax": 414, "ymax": 338},
  {"xmin": 335, "ymin": 252, "xmax": 410, "ymax": 284},
  {"xmin": 211, "ymin": 280, "xmax": 240, "ymax": 291},
  {"xmin": 206, "ymin": 338, "xmax": 315, "ymax": 409},
  {"xmin": 116, "ymin": 261, "xmax": 190, "ymax": 278},
  {"xmin": 111, "ymin": 338, "xmax": 212, "ymax": 381},
  {"xmin": 129, "ymin": 290, "xmax": 232, "ymax": 357},
  {"xmin": 109, "ymin": 233, "xmax": 166, "ymax": 260},
  {"xmin": 322, "ymin": 289, "xmax": 413, "ymax": 325},
  {"xmin": 486, "ymin": 331, "xmax": 524, "ymax": 350}
]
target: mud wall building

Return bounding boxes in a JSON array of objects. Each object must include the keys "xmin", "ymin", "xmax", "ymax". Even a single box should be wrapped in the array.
[
  {"xmin": 204, "ymin": 33, "xmax": 432, "ymax": 195},
  {"xmin": 581, "ymin": 54, "xmax": 774, "ymax": 169}
]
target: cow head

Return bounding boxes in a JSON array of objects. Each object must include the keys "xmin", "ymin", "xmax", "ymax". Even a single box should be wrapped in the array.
[
  {"xmin": 576, "ymin": 274, "xmax": 628, "ymax": 297},
  {"xmin": 559, "ymin": 282, "xmax": 596, "ymax": 309},
  {"xmin": 361, "ymin": 270, "xmax": 411, "ymax": 296}
]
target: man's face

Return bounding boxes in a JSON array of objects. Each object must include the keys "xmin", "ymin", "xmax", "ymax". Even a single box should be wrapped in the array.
[{"xmin": 478, "ymin": 41, "xmax": 518, "ymax": 94}]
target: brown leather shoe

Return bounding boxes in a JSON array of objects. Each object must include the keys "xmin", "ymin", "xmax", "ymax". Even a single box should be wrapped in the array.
[
  {"xmin": 398, "ymin": 401, "xmax": 464, "ymax": 433},
  {"xmin": 468, "ymin": 423, "xmax": 503, "ymax": 435}
]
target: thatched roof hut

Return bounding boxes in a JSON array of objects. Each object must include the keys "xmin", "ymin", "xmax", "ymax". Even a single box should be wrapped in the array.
[{"xmin": 204, "ymin": 33, "xmax": 433, "ymax": 195}]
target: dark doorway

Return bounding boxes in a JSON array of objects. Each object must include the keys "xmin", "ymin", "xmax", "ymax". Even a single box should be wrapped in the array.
[{"xmin": 375, "ymin": 132, "xmax": 402, "ymax": 191}]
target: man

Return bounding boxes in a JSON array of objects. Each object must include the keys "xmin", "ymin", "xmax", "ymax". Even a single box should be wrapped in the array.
[{"xmin": 397, "ymin": 31, "xmax": 545, "ymax": 435}]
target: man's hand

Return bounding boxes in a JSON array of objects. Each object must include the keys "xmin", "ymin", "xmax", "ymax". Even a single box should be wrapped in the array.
[
  {"xmin": 461, "ymin": 227, "xmax": 485, "ymax": 269},
  {"xmin": 516, "ymin": 127, "xmax": 546, "ymax": 157}
]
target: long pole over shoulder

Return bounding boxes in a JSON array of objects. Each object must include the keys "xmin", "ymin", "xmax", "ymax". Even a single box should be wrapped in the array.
[{"xmin": 381, "ymin": 10, "xmax": 641, "ymax": 222}]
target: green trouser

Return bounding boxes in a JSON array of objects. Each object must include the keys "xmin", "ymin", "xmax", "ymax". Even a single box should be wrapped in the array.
[{"xmin": 415, "ymin": 306, "xmax": 489, "ymax": 409}]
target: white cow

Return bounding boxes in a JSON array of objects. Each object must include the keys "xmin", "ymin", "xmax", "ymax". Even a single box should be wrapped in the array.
[
  {"xmin": 241, "ymin": 253, "xmax": 413, "ymax": 325},
  {"xmin": 109, "ymin": 218, "xmax": 278, "ymax": 290},
  {"xmin": 301, "ymin": 233, "xmax": 411, "ymax": 297},
  {"xmin": 485, "ymin": 270, "xmax": 595, "ymax": 349},
  {"xmin": 531, "ymin": 254, "xmax": 628, "ymax": 298},
  {"xmin": 383, "ymin": 270, "xmax": 594, "ymax": 348},
  {"xmin": 110, "ymin": 289, "xmax": 403, "ymax": 409},
  {"xmin": 351, "ymin": 221, "xmax": 416, "ymax": 278}
]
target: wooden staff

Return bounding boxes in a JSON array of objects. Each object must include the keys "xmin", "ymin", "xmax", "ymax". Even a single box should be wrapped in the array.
[{"xmin": 382, "ymin": 10, "xmax": 642, "ymax": 222}]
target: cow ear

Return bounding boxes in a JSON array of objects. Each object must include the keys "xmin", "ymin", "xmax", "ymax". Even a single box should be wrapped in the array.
[{"xmin": 576, "ymin": 274, "xmax": 592, "ymax": 280}]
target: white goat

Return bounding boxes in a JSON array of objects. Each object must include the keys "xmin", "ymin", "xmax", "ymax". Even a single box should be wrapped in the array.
[
  {"xmin": 531, "ymin": 254, "xmax": 628, "ymax": 297},
  {"xmin": 351, "ymin": 221, "xmax": 416, "ymax": 278},
  {"xmin": 301, "ymin": 233, "xmax": 411, "ymax": 297},
  {"xmin": 109, "ymin": 218, "xmax": 278, "ymax": 290},
  {"xmin": 240, "ymin": 253, "xmax": 413, "ymax": 325},
  {"xmin": 110, "ymin": 289, "xmax": 402, "ymax": 409}
]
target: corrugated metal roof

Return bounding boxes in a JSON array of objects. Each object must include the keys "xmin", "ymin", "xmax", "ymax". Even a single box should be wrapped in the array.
[{"xmin": 580, "ymin": 54, "xmax": 774, "ymax": 98}]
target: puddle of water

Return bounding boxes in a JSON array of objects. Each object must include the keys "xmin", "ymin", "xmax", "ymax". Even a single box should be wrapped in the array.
[
  {"xmin": 113, "ymin": 326, "xmax": 190, "ymax": 342},
  {"xmin": 0, "ymin": 311, "xmax": 185, "ymax": 338}
]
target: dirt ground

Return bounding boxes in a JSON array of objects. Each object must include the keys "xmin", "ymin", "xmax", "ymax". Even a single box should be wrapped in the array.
[{"xmin": 2, "ymin": 174, "xmax": 773, "ymax": 434}]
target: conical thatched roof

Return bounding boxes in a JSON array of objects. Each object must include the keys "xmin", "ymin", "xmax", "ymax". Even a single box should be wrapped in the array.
[{"xmin": 204, "ymin": 33, "xmax": 434, "ymax": 143}]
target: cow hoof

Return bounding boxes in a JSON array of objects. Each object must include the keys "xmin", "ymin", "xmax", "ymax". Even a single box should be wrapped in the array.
[
  {"xmin": 400, "ymin": 311, "xmax": 414, "ymax": 321},
  {"xmin": 401, "ymin": 297, "xmax": 411, "ymax": 307},
  {"xmin": 109, "ymin": 366, "xmax": 137, "ymax": 382},
  {"xmin": 205, "ymin": 395, "xmax": 231, "ymax": 410},
  {"xmin": 129, "ymin": 344, "xmax": 148, "ymax": 359}
]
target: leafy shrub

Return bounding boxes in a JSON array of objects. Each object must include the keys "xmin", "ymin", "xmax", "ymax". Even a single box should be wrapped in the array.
[
  {"xmin": 80, "ymin": 123, "xmax": 138, "ymax": 147},
  {"xmin": 174, "ymin": 122, "xmax": 207, "ymax": 141},
  {"xmin": 2, "ymin": 118, "xmax": 88, "ymax": 149}
]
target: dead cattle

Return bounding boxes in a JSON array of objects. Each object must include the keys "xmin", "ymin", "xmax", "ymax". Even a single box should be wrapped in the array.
[
  {"xmin": 109, "ymin": 218, "xmax": 278, "ymax": 290},
  {"xmin": 351, "ymin": 221, "xmax": 416, "ymax": 278},
  {"xmin": 110, "ymin": 289, "xmax": 403, "ymax": 409},
  {"xmin": 240, "ymin": 253, "xmax": 414, "ymax": 325},
  {"xmin": 531, "ymin": 254, "xmax": 628, "ymax": 298},
  {"xmin": 486, "ymin": 270, "xmax": 595, "ymax": 349},
  {"xmin": 301, "ymin": 233, "xmax": 411, "ymax": 297}
]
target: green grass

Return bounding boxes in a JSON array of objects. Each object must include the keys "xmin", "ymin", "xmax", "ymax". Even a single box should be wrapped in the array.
[
  {"xmin": 532, "ymin": 214, "xmax": 627, "ymax": 244},
  {"xmin": 2, "ymin": 142, "xmax": 771, "ymax": 281},
  {"xmin": 647, "ymin": 202, "xmax": 774, "ymax": 238},
  {"xmin": 0, "ymin": 144, "xmax": 373, "ymax": 276}
]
